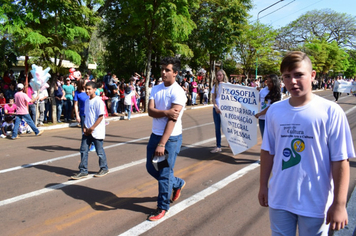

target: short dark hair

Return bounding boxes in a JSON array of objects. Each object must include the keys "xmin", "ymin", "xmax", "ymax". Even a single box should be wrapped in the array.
[
  {"xmin": 160, "ymin": 57, "xmax": 181, "ymax": 73},
  {"xmin": 86, "ymin": 81, "xmax": 96, "ymax": 89},
  {"xmin": 280, "ymin": 51, "xmax": 312, "ymax": 73}
]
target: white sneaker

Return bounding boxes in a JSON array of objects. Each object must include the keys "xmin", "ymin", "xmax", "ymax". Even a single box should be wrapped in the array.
[{"xmin": 210, "ymin": 147, "xmax": 222, "ymax": 153}]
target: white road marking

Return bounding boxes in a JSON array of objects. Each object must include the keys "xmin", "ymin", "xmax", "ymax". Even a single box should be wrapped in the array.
[
  {"xmin": 0, "ymin": 136, "xmax": 218, "ymax": 207},
  {"xmin": 119, "ymin": 161, "xmax": 260, "ymax": 236},
  {"xmin": 0, "ymin": 122, "xmax": 214, "ymax": 174}
]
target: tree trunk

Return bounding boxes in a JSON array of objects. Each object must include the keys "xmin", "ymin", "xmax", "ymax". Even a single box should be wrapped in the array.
[
  {"xmin": 50, "ymin": 74, "xmax": 57, "ymax": 124},
  {"xmin": 144, "ymin": 46, "xmax": 152, "ymax": 113},
  {"xmin": 208, "ymin": 55, "xmax": 216, "ymax": 103}
]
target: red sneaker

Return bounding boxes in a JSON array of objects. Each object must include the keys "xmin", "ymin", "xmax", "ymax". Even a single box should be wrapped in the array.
[
  {"xmin": 147, "ymin": 208, "xmax": 167, "ymax": 221},
  {"xmin": 171, "ymin": 181, "xmax": 186, "ymax": 202}
]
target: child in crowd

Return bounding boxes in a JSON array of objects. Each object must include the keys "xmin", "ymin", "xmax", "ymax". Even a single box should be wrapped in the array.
[
  {"xmin": 1, "ymin": 116, "xmax": 14, "ymax": 138},
  {"xmin": 19, "ymin": 119, "xmax": 33, "ymax": 134},
  {"xmin": 124, "ymin": 86, "xmax": 133, "ymax": 120},
  {"xmin": 203, "ymin": 81, "xmax": 209, "ymax": 105},
  {"xmin": 71, "ymin": 81, "xmax": 109, "ymax": 180},
  {"xmin": 258, "ymin": 51, "xmax": 355, "ymax": 235},
  {"xmin": 4, "ymin": 98, "xmax": 17, "ymax": 115}
]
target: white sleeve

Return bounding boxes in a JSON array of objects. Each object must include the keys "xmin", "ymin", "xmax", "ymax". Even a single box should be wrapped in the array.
[{"xmin": 261, "ymin": 107, "xmax": 275, "ymax": 155}]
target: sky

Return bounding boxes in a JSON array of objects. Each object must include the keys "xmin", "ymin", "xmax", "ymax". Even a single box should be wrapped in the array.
[{"xmin": 248, "ymin": 0, "xmax": 356, "ymax": 29}]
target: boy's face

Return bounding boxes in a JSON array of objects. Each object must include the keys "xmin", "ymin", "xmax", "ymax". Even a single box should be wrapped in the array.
[
  {"xmin": 282, "ymin": 60, "xmax": 316, "ymax": 98},
  {"xmin": 161, "ymin": 64, "xmax": 177, "ymax": 86},
  {"xmin": 85, "ymin": 85, "xmax": 96, "ymax": 98}
]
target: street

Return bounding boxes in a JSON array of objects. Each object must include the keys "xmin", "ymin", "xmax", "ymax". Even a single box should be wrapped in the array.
[{"xmin": 1, "ymin": 89, "xmax": 356, "ymax": 236}]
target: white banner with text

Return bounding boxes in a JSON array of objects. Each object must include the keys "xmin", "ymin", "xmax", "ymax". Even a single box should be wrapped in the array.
[
  {"xmin": 335, "ymin": 80, "xmax": 356, "ymax": 93},
  {"xmin": 219, "ymin": 83, "xmax": 259, "ymax": 155}
]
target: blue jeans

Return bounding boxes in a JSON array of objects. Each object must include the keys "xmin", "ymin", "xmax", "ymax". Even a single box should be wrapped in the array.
[
  {"xmin": 125, "ymin": 105, "xmax": 131, "ymax": 120},
  {"xmin": 119, "ymin": 98, "xmax": 124, "ymax": 113},
  {"xmin": 12, "ymin": 114, "xmax": 40, "ymax": 138},
  {"xmin": 111, "ymin": 97, "xmax": 119, "ymax": 114},
  {"xmin": 213, "ymin": 108, "xmax": 221, "ymax": 148},
  {"xmin": 64, "ymin": 99, "xmax": 73, "ymax": 120},
  {"xmin": 259, "ymin": 119, "xmax": 265, "ymax": 138},
  {"xmin": 192, "ymin": 92, "xmax": 197, "ymax": 104},
  {"xmin": 79, "ymin": 134, "xmax": 108, "ymax": 173},
  {"xmin": 44, "ymin": 99, "xmax": 52, "ymax": 121},
  {"xmin": 29, "ymin": 104, "xmax": 36, "ymax": 122},
  {"xmin": 56, "ymin": 100, "xmax": 63, "ymax": 121},
  {"xmin": 146, "ymin": 133, "xmax": 184, "ymax": 210},
  {"xmin": 269, "ymin": 208, "xmax": 327, "ymax": 236}
]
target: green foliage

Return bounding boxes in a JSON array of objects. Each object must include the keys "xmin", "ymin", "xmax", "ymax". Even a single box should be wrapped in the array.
[
  {"xmin": 344, "ymin": 50, "xmax": 356, "ymax": 78},
  {"xmin": 189, "ymin": 0, "xmax": 252, "ymax": 62},
  {"xmin": 100, "ymin": 0, "xmax": 197, "ymax": 79},
  {"xmin": 303, "ymin": 39, "xmax": 349, "ymax": 75},
  {"xmin": 221, "ymin": 58, "xmax": 240, "ymax": 77},
  {"xmin": 233, "ymin": 22, "xmax": 279, "ymax": 78},
  {"xmin": 0, "ymin": 38, "xmax": 18, "ymax": 72},
  {"xmin": 0, "ymin": 0, "xmax": 100, "ymax": 75}
]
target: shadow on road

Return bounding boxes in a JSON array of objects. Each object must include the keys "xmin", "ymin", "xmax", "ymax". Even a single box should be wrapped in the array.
[
  {"xmin": 179, "ymin": 146, "xmax": 258, "ymax": 165},
  {"xmin": 45, "ymin": 183, "xmax": 156, "ymax": 214},
  {"xmin": 27, "ymin": 145, "xmax": 79, "ymax": 152},
  {"xmin": 32, "ymin": 164, "xmax": 96, "ymax": 177}
]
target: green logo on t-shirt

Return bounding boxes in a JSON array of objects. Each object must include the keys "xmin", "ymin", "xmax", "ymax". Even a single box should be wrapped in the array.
[{"xmin": 282, "ymin": 138, "xmax": 304, "ymax": 170}]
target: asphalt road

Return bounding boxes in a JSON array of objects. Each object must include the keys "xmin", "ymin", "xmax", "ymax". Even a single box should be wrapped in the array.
[{"xmin": 0, "ymin": 89, "xmax": 355, "ymax": 236}]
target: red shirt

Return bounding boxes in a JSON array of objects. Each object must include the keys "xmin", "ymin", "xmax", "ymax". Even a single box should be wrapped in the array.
[{"xmin": 0, "ymin": 97, "xmax": 6, "ymax": 107}]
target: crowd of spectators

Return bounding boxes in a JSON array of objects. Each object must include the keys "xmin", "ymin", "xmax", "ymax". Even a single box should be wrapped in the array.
[{"xmin": 0, "ymin": 67, "xmax": 354, "ymax": 138}]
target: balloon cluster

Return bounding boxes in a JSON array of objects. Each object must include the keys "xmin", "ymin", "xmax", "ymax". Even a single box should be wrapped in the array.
[
  {"xmin": 30, "ymin": 64, "xmax": 51, "ymax": 92},
  {"xmin": 69, "ymin": 68, "xmax": 76, "ymax": 80}
]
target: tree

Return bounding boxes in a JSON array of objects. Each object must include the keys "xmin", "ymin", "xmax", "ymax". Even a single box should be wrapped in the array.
[
  {"xmin": 344, "ymin": 50, "xmax": 356, "ymax": 78},
  {"xmin": 232, "ymin": 22, "xmax": 279, "ymax": 80},
  {"xmin": 303, "ymin": 39, "xmax": 349, "ymax": 79},
  {"xmin": 187, "ymin": 0, "xmax": 252, "ymax": 96},
  {"xmin": 276, "ymin": 9, "xmax": 356, "ymax": 50},
  {"xmin": 1, "ymin": 0, "xmax": 101, "ymax": 123},
  {"xmin": 0, "ymin": 0, "xmax": 99, "ymax": 71},
  {"xmin": 0, "ymin": 38, "xmax": 18, "ymax": 73},
  {"xmin": 100, "ymin": 0, "xmax": 197, "ymax": 111}
]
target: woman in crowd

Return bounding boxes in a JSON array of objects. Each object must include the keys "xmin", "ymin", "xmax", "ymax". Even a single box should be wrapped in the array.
[
  {"xmin": 128, "ymin": 77, "xmax": 140, "ymax": 113},
  {"xmin": 254, "ymin": 74, "xmax": 281, "ymax": 137},
  {"xmin": 62, "ymin": 78, "xmax": 75, "ymax": 122},
  {"xmin": 211, "ymin": 69, "xmax": 228, "ymax": 153},
  {"xmin": 191, "ymin": 77, "xmax": 198, "ymax": 105}
]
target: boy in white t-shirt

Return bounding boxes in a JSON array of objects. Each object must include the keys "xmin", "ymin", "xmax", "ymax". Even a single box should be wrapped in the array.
[
  {"xmin": 258, "ymin": 51, "xmax": 355, "ymax": 235},
  {"xmin": 71, "ymin": 81, "xmax": 109, "ymax": 180},
  {"xmin": 146, "ymin": 57, "xmax": 187, "ymax": 221}
]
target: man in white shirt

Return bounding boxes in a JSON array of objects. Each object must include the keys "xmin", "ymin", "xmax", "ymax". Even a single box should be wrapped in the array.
[{"xmin": 146, "ymin": 57, "xmax": 187, "ymax": 221}]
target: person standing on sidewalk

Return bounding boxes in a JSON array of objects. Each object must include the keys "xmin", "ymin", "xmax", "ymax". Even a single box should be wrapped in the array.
[
  {"xmin": 258, "ymin": 51, "xmax": 355, "ymax": 235},
  {"xmin": 11, "ymin": 83, "xmax": 44, "ymax": 139},
  {"xmin": 71, "ymin": 81, "xmax": 109, "ymax": 180},
  {"xmin": 146, "ymin": 57, "xmax": 187, "ymax": 221}
]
